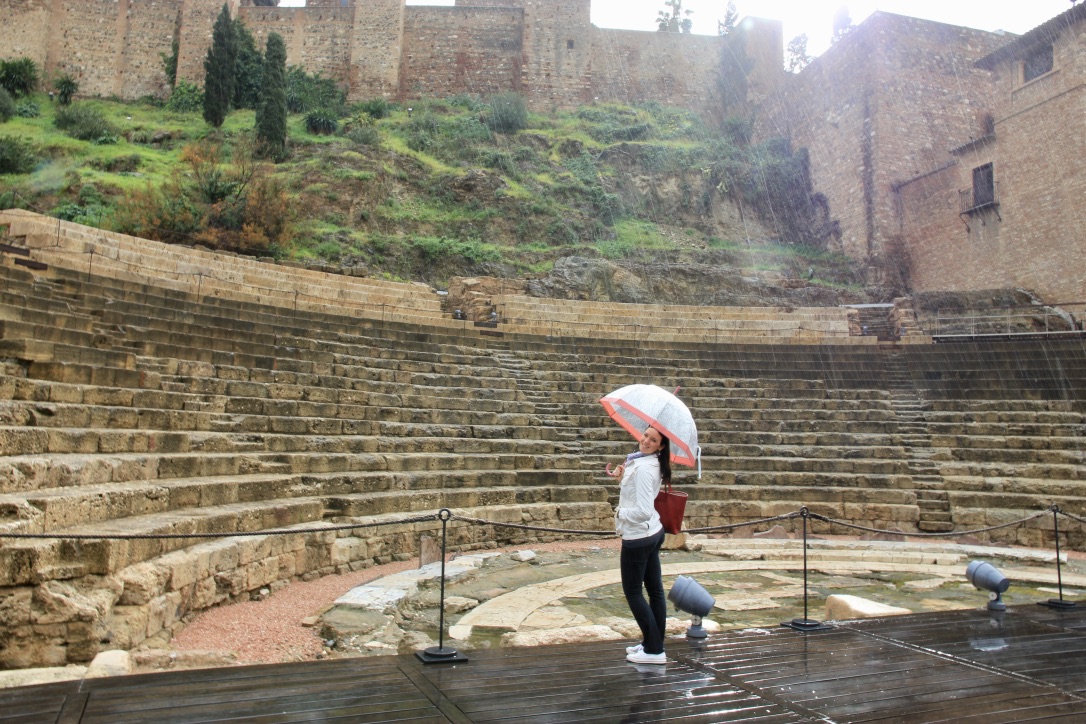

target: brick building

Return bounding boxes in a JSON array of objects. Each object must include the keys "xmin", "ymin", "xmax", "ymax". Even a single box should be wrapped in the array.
[
  {"xmin": 760, "ymin": 6, "xmax": 1086, "ymax": 304},
  {"xmin": 893, "ymin": 6, "xmax": 1086, "ymax": 304}
]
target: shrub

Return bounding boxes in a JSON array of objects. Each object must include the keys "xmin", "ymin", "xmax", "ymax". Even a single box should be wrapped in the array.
[
  {"xmin": 167, "ymin": 81, "xmax": 204, "ymax": 113},
  {"xmin": 15, "ymin": 101, "xmax": 40, "ymax": 118},
  {"xmin": 0, "ymin": 88, "xmax": 15, "ymax": 123},
  {"xmin": 286, "ymin": 66, "xmax": 344, "ymax": 115},
  {"xmin": 0, "ymin": 57, "xmax": 39, "ymax": 98},
  {"xmin": 485, "ymin": 92, "xmax": 527, "ymax": 134},
  {"xmin": 53, "ymin": 73, "xmax": 79, "ymax": 105},
  {"xmin": 353, "ymin": 97, "xmax": 390, "ymax": 119},
  {"xmin": 0, "ymin": 135, "xmax": 38, "ymax": 174},
  {"xmin": 343, "ymin": 117, "xmax": 381, "ymax": 147},
  {"xmin": 54, "ymin": 104, "xmax": 119, "ymax": 143},
  {"xmin": 304, "ymin": 108, "xmax": 339, "ymax": 135}
]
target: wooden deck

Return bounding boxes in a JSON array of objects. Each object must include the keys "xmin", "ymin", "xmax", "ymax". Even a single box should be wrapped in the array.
[{"xmin": 3, "ymin": 605, "xmax": 1085, "ymax": 723}]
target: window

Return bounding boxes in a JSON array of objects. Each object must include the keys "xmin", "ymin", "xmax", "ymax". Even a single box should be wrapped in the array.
[
  {"xmin": 567, "ymin": 39, "xmax": 575, "ymax": 50},
  {"xmin": 1022, "ymin": 43, "xmax": 1053, "ymax": 83},
  {"xmin": 972, "ymin": 163, "xmax": 995, "ymax": 208}
]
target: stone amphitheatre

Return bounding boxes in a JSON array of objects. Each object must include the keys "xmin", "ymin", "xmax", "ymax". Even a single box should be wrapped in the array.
[{"xmin": 1, "ymin": 205, "xmax": 1084, "ymax": 675}]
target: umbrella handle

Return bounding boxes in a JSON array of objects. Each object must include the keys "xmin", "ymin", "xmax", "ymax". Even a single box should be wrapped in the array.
[{"xmin": 605, "ymin": 463, "xmax": 624, "ymax": 478}]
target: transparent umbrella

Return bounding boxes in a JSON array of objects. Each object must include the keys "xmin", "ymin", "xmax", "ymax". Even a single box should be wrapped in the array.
[{"xmin": 599, "ymin": 384, "xmax": 701, "ymax": 474}]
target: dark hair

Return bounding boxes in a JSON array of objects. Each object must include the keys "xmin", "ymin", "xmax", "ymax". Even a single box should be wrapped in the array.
[{"xmin": 653, "ymin": 429, "xmax": 672, "ymax": 484}]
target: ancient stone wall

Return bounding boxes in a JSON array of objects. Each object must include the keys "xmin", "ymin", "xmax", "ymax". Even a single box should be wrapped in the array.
[
  {"xmin": 589, "ymin": 29, "xmax": 722, "ymax": 111},
  {"xmin": 241, "ymin": 5, "xmax": 355, "ymax": 84},
  {"xmin": 347, "ymin": 0, "xmax": 404, "ymax": 99},
  {"xmin": 0, "ymin": 0, "xmax": 52, "ymax": 69},
  {"xmin": 400, "ymin": 7, "xmax": 524, "ymax": 99},
  {"xmin": 177, "ymin": 0, "xmax": 242, "ymax": 88},
  {"xmin": 0, "ymin": 0, "xmax": 180, "ymax": 100}
]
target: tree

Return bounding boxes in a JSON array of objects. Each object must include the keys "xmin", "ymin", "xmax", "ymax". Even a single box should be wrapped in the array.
[
  {"xmin": 786, "ymin": 34, "xmax": 812, "ymax": 73},
  {"xmin": 203, "ymin": 4, "xmax": 237, "ymax": 128},
  {"xmin": 256, "ymin": 33, "xmax": 287, "ymax": 161},
  {"xmin": 233, "ymin": 20, "xmax": 264, "ymax": 110},
  {"xmin": 656, "ymin": 0, "xmax": 693, "ymax": 34},
  {"xmin": 718, "ymin": 2, "xmax": 738, "ymax": 37}
]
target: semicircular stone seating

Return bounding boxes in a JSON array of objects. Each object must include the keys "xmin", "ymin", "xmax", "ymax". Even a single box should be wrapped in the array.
[{"xmin": 0, "ymin": 209, "xmax": 1084, "ymax": 669}]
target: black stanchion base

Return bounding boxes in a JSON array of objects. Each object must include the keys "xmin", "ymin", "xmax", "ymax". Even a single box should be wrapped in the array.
[
  {"xmin": 781, "ymin": 618, "xmax": 833, "ymax": 632},
  {"xmin": 1038, "ymin": 598, "xmax": 1078, "ymax": 610},
  {"xmin": 416, "ymin": 646, "xmax": 469, "ymax": 664}
]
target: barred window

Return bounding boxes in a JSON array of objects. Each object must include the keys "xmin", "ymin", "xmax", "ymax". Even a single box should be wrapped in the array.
[{"xmin": 1022, "ymin": 43, "xmax": 1053, "ymax": 83}]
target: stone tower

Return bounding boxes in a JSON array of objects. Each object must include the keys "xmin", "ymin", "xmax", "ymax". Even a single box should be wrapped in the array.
[
  {"xmin": 347, "ymin": 0, "xmax": 406, "ymax": 99},
  {"xmin": 454, "ymin": 0, "xmax": 592, "ymax": 109}
]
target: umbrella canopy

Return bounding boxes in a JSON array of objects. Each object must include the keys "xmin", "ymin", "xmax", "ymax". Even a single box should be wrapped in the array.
[{"xmin": 600, "ymin": 384, "xmax": 700, "ymax": 470}]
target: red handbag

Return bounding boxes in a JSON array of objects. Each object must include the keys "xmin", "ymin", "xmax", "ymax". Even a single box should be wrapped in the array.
[{"xmin": 654, "ymin": 482, "xmax": 687, "ymax": 534}]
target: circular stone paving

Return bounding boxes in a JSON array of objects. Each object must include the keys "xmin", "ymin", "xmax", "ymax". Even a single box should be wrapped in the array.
[{"xmin": 318, "ymin": 536, "xmax": 1086, "ymax": 656}]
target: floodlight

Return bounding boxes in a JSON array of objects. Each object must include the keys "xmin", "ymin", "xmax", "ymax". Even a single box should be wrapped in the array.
[
  {"xmin": 966, "ymin": 560, "xmax": 1010, "ymax": 611},
  {"xmin": 668, "ymin": 575, "xmax": 715, "ymax": 638}
]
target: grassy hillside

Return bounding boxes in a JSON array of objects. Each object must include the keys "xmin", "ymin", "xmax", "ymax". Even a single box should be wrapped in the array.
[{"xmin": 1, "ymin": 92, "xmax": 867, "ymax": 299}]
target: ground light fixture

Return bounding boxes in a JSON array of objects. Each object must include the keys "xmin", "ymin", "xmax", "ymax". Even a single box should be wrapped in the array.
[
  {"xmin": 668, "ymin": 575, "xmax": 716, "ymax": 638},
  {"xmin": 966, "ymin": 560, "xmax": 1011, "ymax": 612}
]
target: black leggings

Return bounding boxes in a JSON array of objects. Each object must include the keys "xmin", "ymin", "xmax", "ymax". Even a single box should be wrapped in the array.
[{"xmin": 620, "ymin": 528, "xmax": 666, "ymax": 654}]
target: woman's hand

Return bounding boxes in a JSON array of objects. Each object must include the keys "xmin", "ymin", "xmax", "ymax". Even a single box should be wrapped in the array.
[{"xmin": 606, "ymin": 462, "xmax": 625, "ymax": 478}]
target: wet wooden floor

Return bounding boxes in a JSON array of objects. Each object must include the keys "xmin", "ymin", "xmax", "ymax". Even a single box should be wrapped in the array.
[{"xmin": 3, "ymin": 605, "xmax": 1085, "ymax": 723}]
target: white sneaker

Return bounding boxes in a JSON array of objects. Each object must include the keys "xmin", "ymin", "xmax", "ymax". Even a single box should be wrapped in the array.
[
  {"xmin": 626, "ymin": 650, "xmax": 666, "ymax": 665},
  {"xmin": 625, "ymin": 643, "xmax": 643, "ymax": 655}
]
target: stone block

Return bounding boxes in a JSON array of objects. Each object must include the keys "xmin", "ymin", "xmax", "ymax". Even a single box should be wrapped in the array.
[
  {"xmin": 85, "ymin": 649, "xmax": 131, "ymax": 678},
  {"xmin": 824, "ymin": 594, "xmax": 912, "ymax": 621}
]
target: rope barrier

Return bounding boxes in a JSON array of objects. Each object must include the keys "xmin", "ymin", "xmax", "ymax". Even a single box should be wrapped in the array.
[
  {"xmin": 3, "ymin": 505, "xmax": 1080, "ymax": 543},
  {"xmin": 1059, "ymin": 509, "xmax": 1086, "ymax": 527},
  {"xmin": 685, "ymin": 511, "xmax": 803, "ymax": 534},
  {"xmin": 806, "ymin": 508, "xmax": 1055, "ymax": 538},
  {"xmin": 449, "ymin": 513, "xmax": 612, "ymax": 537}
]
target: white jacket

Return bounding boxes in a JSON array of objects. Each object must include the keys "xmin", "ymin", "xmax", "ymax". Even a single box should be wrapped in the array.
[{"xmin": 614, "ymin": 454, "xmax": 664, "ymax": 540}]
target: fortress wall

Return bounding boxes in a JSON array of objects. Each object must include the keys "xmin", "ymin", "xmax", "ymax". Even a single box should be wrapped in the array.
[
  {"xmin": 115, "ymin": 0, "xmax": 184, "ymax": 99},
  {"xmin": 589, "ymin": 29, "xmax": 721, "ymax": 114},
  {"xmin": 517, "ymin": 0, "xmax": 593, "ymax": 110},
  {"xmin": 348, "ymin": 0, "xmax": 405, "ymax": 99},
  {"xmin": 47, "ymin": 0, "xmax": 127, "ymax": 99},
  {"xmin": 176, "ymin": 0, "xmax": 241, "ymax": 88},
  {"xmin": 399, "ymin": 7, "xmax": 523, "ymax": 99},
  {"xmin": 0, "ymin": 0, "xmax": 52, "ymax": 69},
  {"xmin": 241, "ymin": 6, "xmax": 355, "ymax": 85}
]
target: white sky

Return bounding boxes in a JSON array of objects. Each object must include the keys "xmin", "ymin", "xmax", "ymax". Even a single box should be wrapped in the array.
[{"xmin": 277, "ymin": 1, "xmax": 1073, "ymax": 58}]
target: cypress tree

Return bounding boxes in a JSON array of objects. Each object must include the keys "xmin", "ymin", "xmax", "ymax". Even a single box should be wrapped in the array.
[
  {"xmin": 256, "ymin": 33, "xmax": 288, "ymax": 161},
  {"xmin": 203, "ymin": 4, "xmax": 237, "ymax": 128}
]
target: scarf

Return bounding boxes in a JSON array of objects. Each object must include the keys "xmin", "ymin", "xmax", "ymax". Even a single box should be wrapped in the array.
[{"xmin": 625, "ymin": 451, "xmax": 650, "ymax": 464}]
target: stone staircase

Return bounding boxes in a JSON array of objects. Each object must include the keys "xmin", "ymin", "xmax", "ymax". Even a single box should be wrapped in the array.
[{"xmin": 881, "ymin": 346, "xmax": 954, "ymax": 533}]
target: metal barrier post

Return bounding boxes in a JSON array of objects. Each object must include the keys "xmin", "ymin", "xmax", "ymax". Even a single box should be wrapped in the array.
[
  {"xmin": 1039, "ymin": 506, "xmax": 1077, "ymax": 610},
  {"xmin": 417, "ymin": 509, "xmax": 469, "ymax": 663},
  {"xmin": 782, "ymin": 507, "xmax": 832, "ymax": 632}
]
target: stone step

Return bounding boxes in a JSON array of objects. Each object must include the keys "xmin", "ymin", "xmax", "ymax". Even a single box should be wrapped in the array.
[{"xmin": 917, "ymin": 521, "xmax": 956, "ymax": 533}]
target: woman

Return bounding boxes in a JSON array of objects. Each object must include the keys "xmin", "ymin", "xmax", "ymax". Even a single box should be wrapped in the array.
[{"xmin": 609, "ymin": 425, "xmax": 671, "ymax": 665}]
